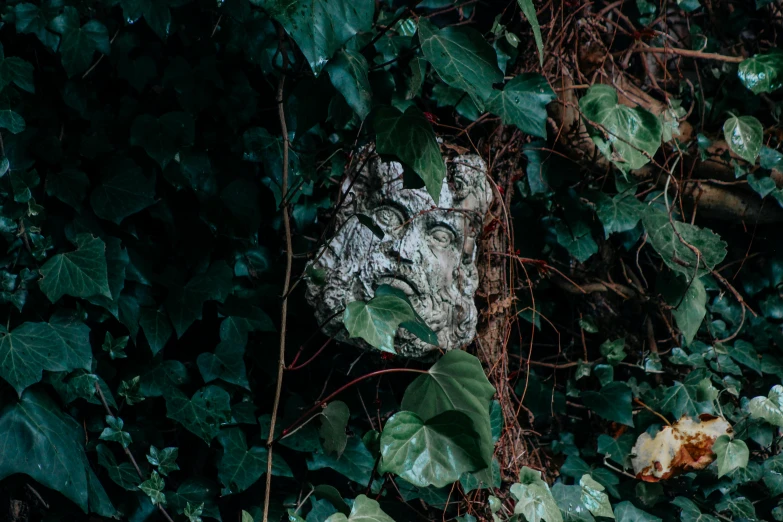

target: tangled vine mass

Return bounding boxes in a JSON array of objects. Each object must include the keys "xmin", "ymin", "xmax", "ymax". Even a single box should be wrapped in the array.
[{"xmin": 2, "ymin": 0, "xmax": 783, "ymax": 521}]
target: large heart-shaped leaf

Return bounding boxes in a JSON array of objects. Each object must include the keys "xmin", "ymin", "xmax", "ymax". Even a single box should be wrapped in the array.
[
  {"xmin": 0, "ymin": 318, "xmax": 91, "ymax": 396},
  {"xmin": 319, "ymin": 401, "xmax": 350, "ymax": 457},
  {"xmin": 48, "ymin": 7, "xmax": 110, "ymax": 77},
  {"xmin": 401, "ymin": 350, "xmax": 496, "ymax": 468},
  {"xmin": 738, "ymin": 52, "xmax": 783, "ymax": 94},
  {"xmin": 749, "ymin": 384, "xmax": 783, "ymax": 426},
  {"xmin": 139, "ymin": 309, "xmax": 173, "ymax": 356},
  {"xmin": 374, "ymin": 105, "xmax": 447, "ymax": 204},
  {"xmin": 0, "ymin": 389, "xmax": 115, "ymax": 516},
  {"xmin": 39, "ymin": 234, "xmax": 111, "ymax": 303},
  {"xmin": 486, "ymin": 73, "xmax": 555, "ymax": 138},
  {"xmin": 379, "ymin": 410, "xmax": 484, "ymax": 488},
  {"xmin": 510, "ymin": 467, "xmax": 563, "ymax": 522},
  {"xmin": 262, "ymin": 0, "xmax": 374, "ymax": 76},
  {"xmin": 579, "ymin": 84, "xmax": 662, "ymax": 173},
  {"xmin": 325, "ymin": 49, "xmax": 372, "ymax": 120},
  {"xmin": 197, "ymin": 340, "xmax": 250, "ymax": 390},
  {"xmin": 324, "ymin": 495, "xmax": 395, "ymax": 522},
  {"xmin": 723, "ymin": 114, "xmax": 763, "ymax": 164},
  {"xmin": 0, "ymin": 45, "xmax": 34, "ymax": 94},
  {"xmin": 581, "ymin": 382, "xmax": 633, "ymax": 426},
  {"xmin": 713, "ymin": 435, "xmax": 749, "ymax": 478},
  {"xmin": 418, "ymin": 19, "xmax": 503, "ymax": 111},
  {"xmin": 164, "ymin": 385, "xmax": 232, "ymax": 444}
]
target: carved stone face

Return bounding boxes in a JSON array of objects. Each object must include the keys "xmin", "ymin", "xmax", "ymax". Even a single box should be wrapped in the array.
[{"xmin": 305, "ymin": 151, "xmax": 492, "ymax": 357}]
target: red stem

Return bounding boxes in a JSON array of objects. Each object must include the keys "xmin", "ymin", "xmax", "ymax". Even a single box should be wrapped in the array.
[
  {"xmin": 274, "ymin": 367, "xmax": 427, "ymax": 442},
  {"xmin": 288, "ymin": 337, "xmax": 333, "ymax": 371}
]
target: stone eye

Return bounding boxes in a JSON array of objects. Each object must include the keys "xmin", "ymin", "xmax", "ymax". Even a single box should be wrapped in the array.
[
  {"xmin": 374, "ymin": 206, "xmax": 403, "ymax": 229},
  {"xmin": 429, "ymin": 226, "xmax": 455, "ymax": 248}
]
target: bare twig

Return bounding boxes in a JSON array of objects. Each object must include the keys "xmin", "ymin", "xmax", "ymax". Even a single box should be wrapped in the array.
[{"xmin": 633, "ymin": 45, "xmax": 744, "ymax": 63}]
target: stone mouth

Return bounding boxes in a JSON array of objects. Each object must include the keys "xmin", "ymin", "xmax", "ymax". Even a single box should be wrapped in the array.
[{"xmin": 374, "ymin": 275, "xmax": 420, "ymax": 297}]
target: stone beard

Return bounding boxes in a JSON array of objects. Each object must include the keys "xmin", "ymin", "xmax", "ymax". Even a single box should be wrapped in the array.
[{"xmin": 305, "ymin": 152, "xmax": 493, "ymax": 358}]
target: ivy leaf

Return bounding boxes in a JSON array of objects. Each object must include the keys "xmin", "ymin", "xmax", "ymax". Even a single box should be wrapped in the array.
[
  {"xmin": 139, "ymin": 309, "xmax": 173, "ymax": 356},
  {"xmin": 729, "ymin": 340, "xmax": 762, "ymax": 375},
  {"xmin": 517, "ymin": 0, "xmax": 544, "ymax": 65},
  {"xmin": 139, "ymin": 471, "xmax": 166, "ymax": 506},
  {"xmin": 39, "ymin": 234, "xmax": 111, "ymax": 303},
  {"xmin": 614, "ymin": 501, "xmax": 660, "ymax": 522},
  {"xmin": 374, "ymin": 105, "xmax": 446, "ymax": 204},
  {"xmin": 164, "ymin": 385, "xmax": 232, "ymax": 444},
  {"xmin": 166, "ymin": 262, "xmax": 233, "ymax": 338},
  {"xmin": 96, "ymin": 444, "xmax": 139, "ymax": 491},
  {"xmin": 46, "ymin": 169, "xmax": 89, "ymax": 209},
  {"xmin": 90, "ymin": 156, "xmax": 156, "ymax": 224},
  {"xmin": 594, "ymin": 192, "xmax": 645, "ymax": 238},
  {"xmin": 599, "ymin": 339, "xmax": 626, "ymax": 366},
  {"xmin": 263, "ymin": 0, "xmax": 374, "ymax": 75},
  {"xmin": 140, "ymin": 360, "xmax": 189, "ymax": 398},
  {"xmin": 748, "ymin": 384, "xmax": 783, "ymax": 426},
  {"xmin": 120, "ymin": 0, "xmax": 171, "ymax": 40},
  {"xmin": 723, "ymin": 114, "xmax": 763, "ymax": 164},
  {"xmin": 307, "ymin": 436, "xmax": 375, "ymax": 485},
  {"xmin": 672, "ymin": 497, "xmax": 719, "ymax": 522},
  {"xmin": 197, "ymin": 340, "xmax": 250, "ymax": 390},
  {"xmin": 0, "ymin": 46, "xmax": 34, "ymax": 94},
  {"xmin": 130, "ymin": 112, "xmax": 195, "ymax": 169},
  {"xmin": 660, "ymin": 380, "xmax": 715, "ymax": 418},
  {"xmin": 118, "ymin": 376, "xmax": 144, "ymax": 406},
  {"xmin": 10, "ymin": 169, "xmax": 39, "ymax": 203},
  {"xmin": 581, "ymin": 382, "xmax": 633, "ymax": 426},
  {"xmin": 167, "ymin": 478, "xmax": 221, "ymax": 520},
  {"xmin": 579, "ymin": 84, "xmax": 662, "ymax": 173},
  {"xmin": 379, "ymin": 410, "xmax": 484, "ymax": 488},
  {"xmin": 217, "ymin": 427, "xmax": 292, "ymax": 495},
  {"xmin": 323, "ymin": 495, "xmax": 395, "ymax": 522},
  {"xmin": 326, "ymin": 50, "xmax": 372, "ymax": 120},
  {"xmin": 13, "ymin": 4, "xmax": 60, "ymax": 51},
  {"xmin": 738, "ymin": 52, "xmax": 783, "ymax": 94},
  {"xmin": 510, "ymin": 467, "xmax": 563, "ymax": 522},
  {"xmin": 0, "ymin": 389, "xmax": 114, "ymax": 515},
  {"xmin": 102, "ymin": 331, "xmax": 128, "ymax": 360},
  {"xmin": 579, "ymin": 475, "xmax": 614, "ymax": 519},
  {"xmin": 551, "ymin": 483, "xmax": 594, "ymax": 522},
  {"xmin": 642, "ymin": 207, "xmax": 727, "ymax": 280},
  {"xmin": 99, "ymin": 415, "xmax": 132, "ymax": 448},
  {"xmin": 48, "ymin": 7, "xmax": 110, "ymax": 77},
  {"xmin": 485, "ymin": 73, "xmax": 554, "ymax": 138},
  {"xmin": 661, "ymin": 274, "xmax": 707, "ymax": 345},
  {"xmin": 186, "ymin": 502, "xmax": 204, "ymax": 522},
  {"xmin": 0, "ymin": 318, "xmax": 91, "ymax": 396},
  {"xmin": 713, "ymin": 435, "xmax": 749, "ymax": 478},
  {"xmin": 147, "ymin": 446, "xmax": 179, "ymax": 477},
  {"xmin": 343, "ymin": 289, "xmax": 435, "ymax": 353},
  {"xmin": 402, "ymin": 350, "xmax": 496, "ymax": 470},
  {"xmin": 418, "ymin": 19, "xmax": 503, "ymax": 111},
  {"xmin": 597, "ymin": 434, "xmax": 634, "ymax": 468},
  {"xmin": 319, "ymin": 401, "xmax": 350, "ymax": 457}
]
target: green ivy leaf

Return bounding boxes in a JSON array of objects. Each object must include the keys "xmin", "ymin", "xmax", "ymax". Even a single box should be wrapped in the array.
[
  {"xmin": 166, "ymin": 262, "xmax": 233, "ymax": 338},
  {"xmin": 517, "ymin": 0, "xmax": 544, "ymax": 65},
  {"xmin": 10, "ymin": 169, "xmax": 38, "ymax": 203},
  {"xmin": 186, "ymin": 502, "xmax": 205, "ymax": 522},
  {"xmin": 90, "ymin": 156, "xmax": 155, "ymax": 224},
  {"xmin": 0, "ymin": 389, "xmax": 114, "ymax": 515},
  {"xmin": 551, "ymin": 483, "xmax": 594, "ymax": 522},
  {"xmin": 48, "ymin": 7, "xmax": 110, "ymax": 77},
  {"xmin": 120, "ymin": 0, "xmax": 171, "ymax": 40},
  {"xmin": 579, "ymin": 475, "xmax": 614, "ymax": 519},
  {"xmin": 164, "ymin": 385, "xmax": 232, "ymax": 444},
  {"xmin": 0, "ymin": 318, "xmax": 91, "ymax": 396},
  {"xmin": 324, "ymin": 495, "xmax": 395, "ymax": 522},
  {"xmin": 374, "ymin": 105, "xmax": 447, "ymax": 204},
  {"xmin": 99, "ymin": 415, "xmax": 132, "ymax": 448},
  {"xmin": 96, "ymin": 444, "xmax": 139, "ymax": 491},
  {"xmin": 418, "ymin": 18, "xmax": 503, "ymax": 111},
  {"xmin": 749, "ymin": 384, "xmax": 783, "ymax": 426},
  {"xmin": 167, "ymin": 478, "xmax": 221, "ymax": 520},
  {"xmin": 139, "ymin": 470, "xmax": 166, "ymax": 506},
  {"xmin": 723, "ymin": 114, "xmax": 763, "ymax": 164},
  {"xmin": 147, "ymin": 446, "xmax": 179, "ymax": 476},
  {"xmin": 130, "ymin": 112, "xmax": 195, "ymax": 169},
  {"xmin": 738, "ymin": 52, "xmax": 783, "ymax": 94},
  {"xmin": 140, "ymin": 360, "xmax": 189, "ymax": 398},
  {"xmin": 581, "ymin": 382, "xmax": 633, "ymax": 426},
  {"xmin": 486, "ymin": 73, "xmax": 555, "ymax": 138},
  {"xmin": 379, "ymin": 410, "xmax": 484, "ymax": 488},
  {"xmin": 729, "ymin": 340, "xmax": 762, "ymax": 375},
  {"xmin": 307, "ymin": 436, "xmax": 375, "ymax": 485},
  {"xmin": 46, "ymin": 169, "xmax": 89, "ymax": 209},
  {"xmin": 139, "ymin": 309, "xmax": 174, "ymax": 356},
  {"xmin": 118, "ymin": 376, "xmax": 144, "ymax": 406},
  {"xmin": 613, "ymin": 501, "xmax": 660, "ymax": 522},
  {"xmin": 319, "ymin": 401, "xmax": 350, "ymax": 457},
  {"xmin": 39, "ymin": 234, "xmax": 111, "ymax": 303},
  {"xmin": 579, "ymin": 84, "xmax": 662, "ymax": 173},
  {"xmin": 510, "ymin": 467, "xmax": 563, "ymax": 522},
  {"xmin": 599, "ymin": 339, "xmax": 626, "ymax": 366},
  {"xmin": 661, "ymin": 274, "xmax": 707, "ymax": 345},
  {"xmin": 197, "ymin": 340, "xmax": 250, "ymax": 390},
  {"xmin": 217, "ymin": 427, "xmax": 293, "ymax": 495},
  {"xmin": 597, "ymin": 434, "xmax": 634, "ymax": 468},
  {"xmin": 642, "ymin": 207, "xmax": 727, "ymax": 280},
  {"xmin": 13, "ymin": 4, "xmax": 60, "ymax": 51},
  {"xmin": 343, "ymin": 288, "xmax": 436, "ymax": 353},
  {"xmin": 326, "ymin": 50, "xmax": 372, "ymax": 120},
  {"xmin": 713, "ymin": 435, "xmax": 749, "ymax": 478},
  {"xmin": 402, "ymin": 350, "xmax": 496, "ymax": 470},
  {"xmin": 0, "ymin": 45, "xmax": 34, "ymax": 94},
  {"xmin": 672, "ymin": 497, "xmax": 719, "ymax": 522},
  {"xmin": 660, "ymin": 379, "xmax": 715, "ymax": 418},
  {"xmin": 102, "ymin": 331, "xmax": 128, "ymax": 360},
  {"xmin": 594, "ymin": 191, "xmax": 645, "ymax": 238},
  {"xmin": 264, "ymin": 0, "xmax": 374, "ymax": 75}
]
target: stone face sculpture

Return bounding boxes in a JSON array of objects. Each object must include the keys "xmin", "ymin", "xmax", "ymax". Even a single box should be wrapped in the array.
[{"xmin": 305, "ymin": 150, "xmax": 493, "ymax": 357}]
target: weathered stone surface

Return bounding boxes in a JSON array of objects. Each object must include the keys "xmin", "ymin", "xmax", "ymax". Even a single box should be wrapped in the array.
[{"xmin": 305, "ymin": 149, "xmax": 492, "ymax": 357}]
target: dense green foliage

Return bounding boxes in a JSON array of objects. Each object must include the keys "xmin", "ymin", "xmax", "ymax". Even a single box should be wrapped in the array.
[{"xmin": 2, "ymin": 0, "xmax": 783, "ymax": 521}]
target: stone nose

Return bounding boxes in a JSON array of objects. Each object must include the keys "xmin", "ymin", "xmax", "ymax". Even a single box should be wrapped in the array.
[{"xmin": 385, "ymin": 232, "xmax": 418, "ymax": 264}]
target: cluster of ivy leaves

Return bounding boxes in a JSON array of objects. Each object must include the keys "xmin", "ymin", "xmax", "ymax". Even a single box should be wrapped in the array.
[{"xmin": 2, "ymin": 0, "xmax": 783, "ymax": 521}]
